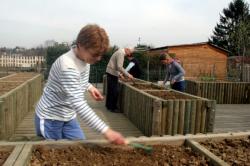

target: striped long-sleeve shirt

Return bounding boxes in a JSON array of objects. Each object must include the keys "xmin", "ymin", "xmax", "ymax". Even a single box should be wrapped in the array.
[{"xmin": 35, "ymin": 49, "xmax": 109, "ymax": 134}]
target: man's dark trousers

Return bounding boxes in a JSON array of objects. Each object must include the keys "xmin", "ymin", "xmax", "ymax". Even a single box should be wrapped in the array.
[{"xmin": 105, "ymin": 73, "xmax": 118, "ymax": 111}]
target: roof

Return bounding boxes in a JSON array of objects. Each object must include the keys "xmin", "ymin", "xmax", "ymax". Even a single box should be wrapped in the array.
[{"xmin": 149, "ymin": 42, "xmax": 229, "ymax": 53}]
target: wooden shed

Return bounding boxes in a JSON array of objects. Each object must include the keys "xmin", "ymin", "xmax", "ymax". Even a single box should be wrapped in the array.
[{"xmin": 147, "ymin": 42, "xmax": 228, "ymax": 80}]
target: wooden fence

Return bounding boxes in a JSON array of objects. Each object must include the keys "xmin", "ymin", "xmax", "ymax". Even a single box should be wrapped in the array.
[
  {"xmin": 0, "ymin": 73, "xmax": 43, "ymax": 140},
  {"xmin": 118, "ymin": 82, "xmax": 216, "ymax": 136},
  {"xmin": 243, "ymin": 65, "xmax": 250, "ymax": 82},
  {"xmin": 185, "ymin": 80, "xmax": 250, "ymax": 104}
]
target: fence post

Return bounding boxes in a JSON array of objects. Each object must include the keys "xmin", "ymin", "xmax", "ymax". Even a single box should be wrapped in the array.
[
  {"xmin": 0, "ymin": 101, "xmax": 4, "ymax": 139},
  {"xmin": 152, "ymin": 99, "xmax": 162, "ymax": 135},
  {"xmin": 147, "ymin": 60, "xmax": 149, "ymax": 81},
  {"xmin": 206, "ymin": 100, "xmax": 216, "ymax": 133}
]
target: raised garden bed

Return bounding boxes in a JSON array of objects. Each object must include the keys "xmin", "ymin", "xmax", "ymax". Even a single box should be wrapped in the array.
[
  {"xmin": 200, "ymin": 136, "xmax": 250, "ymax": 165},
  {"xmin": 119, "ymin": 82, "xmax": 216, "ymax": 136},
  {"xmin": 0, "ymin": 73, "xmax": 43, "ymax": 140},
  {"xmin": 3, "ymin": 132, "xmax": 250, "ymax": 166},
  {"xmin": 0, "ymin": 146, "xmax": 13, "ymax": 165},
  {"xmin": 29, "ymin": 143, "xmax": 209, "ymax": 166}
]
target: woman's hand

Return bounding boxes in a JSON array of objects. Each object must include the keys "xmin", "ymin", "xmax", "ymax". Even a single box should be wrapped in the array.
[
  {"xmin": 88, "ymin": 86, "xmax": 104, "ymax": 101},
  {"xmin": 103, "ymin": 128, "xmax": 126, "ymax": 145},
  {"xmin": 170, "ymin": 80, "xmax": 176, "ymax": 85}
]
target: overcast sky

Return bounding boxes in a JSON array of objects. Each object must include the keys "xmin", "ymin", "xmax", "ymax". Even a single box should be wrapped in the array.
[{"xmin": 0, "ymin": 0, "xmax": 248, "ymax": 48}]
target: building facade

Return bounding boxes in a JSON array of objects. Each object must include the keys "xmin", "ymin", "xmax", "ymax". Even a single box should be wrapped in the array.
[{"xmin": 0, "ymin": 53, "xmax": 45, "ymax": 68}]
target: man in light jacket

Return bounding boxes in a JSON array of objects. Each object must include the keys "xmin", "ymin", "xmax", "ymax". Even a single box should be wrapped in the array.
[{"xmin": 106, "ymin": 48, "xmax": 134, "ymax": 112}]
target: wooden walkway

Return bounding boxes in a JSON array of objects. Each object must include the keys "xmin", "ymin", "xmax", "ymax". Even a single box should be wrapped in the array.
[
  {"xmin": 10, "ymin": 84, "xmax": 250, "ymax": 140},
  {"xmin": 11, "ymin": 85, "xmax": 143, "ymax": 141},
  {"xmin": 214, "ymin": 104, "xmax": 250, "ymax": 133}
]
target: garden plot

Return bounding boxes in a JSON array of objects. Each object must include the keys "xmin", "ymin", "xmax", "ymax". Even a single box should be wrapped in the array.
[
  {"xmin": 3, "ymin": 132, "xmax": 250, "ymax": 166},
  {"xmin": 28, "ymin": 143, "xmax": 210, "ymax": 166},
  {"xmin": 0, "ymin": 146, "xmax": 14, "ymax": 165},
  {"xmin": 131, "ymin": 83, "xmax": 164, "ymax": 90},
  {"xmin": 200, "ymin": 136, "xmax": 250, "ymax": 165},
  {"xmin": 0, "ymin": 73, "xmax": 37, "ymax": 96},
  {"xmin": 145, "ymin": 90, "xmax": 194, "ymax": 100},
  {"xmin": 0, "ymin": 82, "xmax": 22, "ymax": 95}
]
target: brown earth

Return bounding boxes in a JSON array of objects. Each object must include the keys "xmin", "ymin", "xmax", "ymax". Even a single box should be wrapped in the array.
[
  {"xmin": 0, "ymin": 72, "xmax": 36, "ymax": 81},
  {"xmin": 0, "ymin": 72, "xmax": 37, "ymax": 96},
  {"xmin": 0, "ymin": 146, "xmax": 13, "ymax": 165},
  {"xmin": 201, "ymin": 136, "xmax": 250, "ymax": 165},
  {"xmin": 146, "ymin": 91, "xmax": 194, "ymax": 100},
  {"xmin": 1, "ymin": 77, "xmax": 30, "ymax": 82},
  {"xmin": 131, "ymin": 83, "xmax": 164, "ymax": 90},
  {"xmin": 29, "ymin": 144, "xmax": 211, "ymax": 166},
  {"xmin": 0, "ymin": 83, "xmax": 22, "ymax": 96},
  {"xmin": 0, "ymin": 82, "xmax": 21, "ymax": 91}
]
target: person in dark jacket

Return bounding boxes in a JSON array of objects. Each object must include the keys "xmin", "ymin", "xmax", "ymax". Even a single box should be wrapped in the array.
[
  {"xmin": 160, "ymin": 53, "xmax": 185, "ymax": 92},
  {"xmin": 125, "ymin": 55, "xmax": 141, "ymax": 78}
]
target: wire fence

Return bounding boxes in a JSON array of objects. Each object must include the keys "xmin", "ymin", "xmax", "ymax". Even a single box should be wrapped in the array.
[
  {"xmin": 90, "ymin": 64, "xmax": 250, "ymax": 83},
  {"xmin": 227, "ymin": 64, "xmax": 250, "ymax": 82},
  {"xmin": 89, "ymin": 66, "xmax": 166, "ymax": 83},
  {"xmin": 1, "ymin": 63, "xmax": 248, "ymax": 83}
]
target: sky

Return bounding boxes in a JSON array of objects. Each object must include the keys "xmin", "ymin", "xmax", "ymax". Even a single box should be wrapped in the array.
[{"xmin": 0, "ymin": 0, "xmax": 249, "ymax": 48}]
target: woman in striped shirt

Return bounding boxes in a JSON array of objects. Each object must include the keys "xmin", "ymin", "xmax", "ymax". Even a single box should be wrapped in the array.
[{"xmin": 35, "ymin": 24, "xmax": 126, "ymax": 145}]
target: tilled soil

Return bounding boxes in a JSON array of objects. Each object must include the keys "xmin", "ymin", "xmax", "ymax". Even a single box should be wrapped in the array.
[
  {"xmin": 0, "ymin": 73, "xmax": 37, "ymax": 96},
  {"xmin": 29, "ymin": 144, "xmax": 210, "ymax": 166},
  {"xmin": 200, "ymin": 136, "xmax": 250, "ymax": 165},
  {"xmin": 0, "ymin": 77, "xmax": 31, "ymax": 82},
  {"xmin": 0, "ymin": 72, "xmax": 36, "ymax": 82},
  {"xmin": 131, "ymin": 83, "xmax": 164, "ymax": 90},
  {"xmin": 146, "ymin": 91, "xmax": 194, "ymax": 100},
  {"xmin": 0, "ymin": 83, "xmax": 22, "ymax": 95},
  {"xmin": 0, "ymin": 82, "xmax": 21, "ymax": 91},
  {"xmin": 0, "ymin": 146, "xmax": 13, "ymax": 165}
]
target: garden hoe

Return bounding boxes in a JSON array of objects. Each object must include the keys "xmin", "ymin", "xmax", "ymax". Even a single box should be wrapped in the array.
[{"xmin": 125, "ymin": 140, "xmax": 153, "ymax": 154}]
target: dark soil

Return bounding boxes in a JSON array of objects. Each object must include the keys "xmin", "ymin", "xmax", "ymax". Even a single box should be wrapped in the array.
[
  {"xmin": 29, "ymin": 144, "xmax": 210, "ymax": 166},
  {"xmin": 201, "ymin": 136, "xmax": 250, "ymax": 165},
  {"xmin": 146, "ymin": 91, "xmax": 194, "ymax": 100},
  {"xmin": 131, "ymin": 83, "xmax": 164, "ymax": 90},
  {"xmin": 0, "ymin": 146, "xmax": 13, "ymax": 165}
]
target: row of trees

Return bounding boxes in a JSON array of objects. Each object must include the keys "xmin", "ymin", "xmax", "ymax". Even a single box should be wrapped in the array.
[
  {"xmin": 45, "ymin": 44, "xmax": 164, "ymax": 82},
  {"xmin": 210, "ymin": 0, "xmax": 250, "ymax": 57}
]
